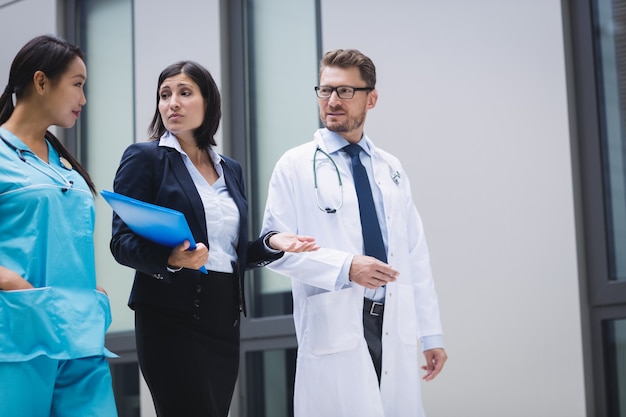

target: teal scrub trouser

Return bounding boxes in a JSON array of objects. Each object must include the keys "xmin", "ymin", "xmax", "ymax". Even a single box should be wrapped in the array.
[{"xmin": 0, "ymin": 355, "xmax": 118, "ymax": 417}]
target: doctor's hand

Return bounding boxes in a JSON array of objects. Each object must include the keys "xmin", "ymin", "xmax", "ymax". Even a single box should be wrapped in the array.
[
  {"xmin": 167, "ymin": 241, "xmax": 209, "ymax": 271},
  {"xmin": 422, "ymin": 348, "xmax": 447, "ymax": 381},
  {"xmin": 268, "ymin": 233, "xmax": 320, "ymax": 253},
  {"xmin": 0, "ymin": 265, "xmax": 33, "ymax": 291},
  {"xmin": 348, "ymin": 255, "xmax": 398, "ymax": 289}
]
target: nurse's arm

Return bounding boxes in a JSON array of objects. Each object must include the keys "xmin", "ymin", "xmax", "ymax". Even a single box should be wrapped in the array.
[{"xmin": 0, "ymin": 265, "xmax": 33, "ymax": 290}]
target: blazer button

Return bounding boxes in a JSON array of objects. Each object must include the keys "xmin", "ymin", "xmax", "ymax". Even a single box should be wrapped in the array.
[{"xmin": 194, "ymin": 299, "xmax": 200, "ymax": 308}]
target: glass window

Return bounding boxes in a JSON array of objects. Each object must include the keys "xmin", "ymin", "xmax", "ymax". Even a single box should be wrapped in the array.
[
  {"xmin": 76, "ymin": 0, "xmax": 136, "ymax": 332},
  {"xmin": 110, "ymin": 362, "xmax": 141, "ymax": 417},
  {"xmin": 73, "ymin": 0, "xmax": 141, "ymax": 415},
  {"xmin": 604, "ymin": 318, "xmax": 626, "ymax": 417},
  {"xmin": 244, "ymin": 0, "xmax": 320, "ymax": 317},
  {"xmin": 572, "ymin": 0, "xmax": 626, "ymax": 414},
  {"xmin": 594, "ymin": 0, "xmax": 626, "ymax": 282},
  {"xmin": 245, "ymin": 348, "xmax": 297, "ymax": 417}
]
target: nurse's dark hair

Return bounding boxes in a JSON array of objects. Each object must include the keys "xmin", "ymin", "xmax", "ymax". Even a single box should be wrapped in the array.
[
  {"xmin": 0, "ymin": 34, "xmax": 95, "ymax": 194},
  {"xmin": 319, "ymin": 49, "xmax": 377, "ymax": 89},
  {"xmin": 148, "ymin": 60, "xmax": 221, "ymax": 148}
]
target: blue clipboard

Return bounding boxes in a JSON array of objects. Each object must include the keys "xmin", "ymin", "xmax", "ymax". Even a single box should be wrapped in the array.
[{"xmin": 101, "ymin": 190, "xmax": 208, "ymax": 274}]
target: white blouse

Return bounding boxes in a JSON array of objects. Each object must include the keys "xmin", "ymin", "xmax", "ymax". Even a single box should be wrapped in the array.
[{"xmin": 160, "ymin": 132, "xmax": 239, "ymax": 273}]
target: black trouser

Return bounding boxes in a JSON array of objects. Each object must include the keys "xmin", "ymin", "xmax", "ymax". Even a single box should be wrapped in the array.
[
  {"xmin": 363, "ymin": 298, "xmax": 384, "ymax": 384},
  {"xmin": 135, "ymin": 271, "xmax": 240, "ymax": 417}
]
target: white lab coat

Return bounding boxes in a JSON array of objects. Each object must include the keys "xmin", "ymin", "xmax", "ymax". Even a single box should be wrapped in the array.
[{"xmin": 261, "ymin": 129, "xmax": 443, "ymax": 417}]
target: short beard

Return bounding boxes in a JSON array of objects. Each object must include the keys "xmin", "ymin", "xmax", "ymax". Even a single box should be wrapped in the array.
[{"xmin": 323, "ymin": 111, "xmax": 365, "ymax": 133}]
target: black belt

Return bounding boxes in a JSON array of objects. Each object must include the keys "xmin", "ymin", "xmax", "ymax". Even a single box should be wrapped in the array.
[{"xmin": 363, "ymin": 298, "xmax": 384, "ymax": 316}]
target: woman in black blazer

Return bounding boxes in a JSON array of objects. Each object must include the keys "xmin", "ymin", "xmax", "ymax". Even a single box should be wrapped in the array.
[{"xmin": 110, "ymin": 61, "xmax": 317, "ymax": 417}]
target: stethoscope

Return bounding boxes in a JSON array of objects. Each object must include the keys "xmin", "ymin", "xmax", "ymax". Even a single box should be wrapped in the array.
[
  {"xmin": 313, "ymin": 146, "xmax": 401, "ymax": 214},
  {"xmin": 0, "ymin": 134, "xmax": 75, "ymax": 192}
]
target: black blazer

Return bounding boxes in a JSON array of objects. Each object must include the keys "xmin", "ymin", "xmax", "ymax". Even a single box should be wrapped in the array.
[{"xmin": 110, "ymin": 140, "xmax": 282, "ymax": 315}]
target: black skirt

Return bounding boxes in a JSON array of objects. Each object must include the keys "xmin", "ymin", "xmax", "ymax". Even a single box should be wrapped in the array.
[{"xmin": 134, "ymin": 270, "xmax": 240, "ymax": 417}]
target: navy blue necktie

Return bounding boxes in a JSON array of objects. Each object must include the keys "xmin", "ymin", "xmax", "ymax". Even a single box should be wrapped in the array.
[{"xmin": 343, "ymin": 144, "xmax": 387, "ymax": 263}]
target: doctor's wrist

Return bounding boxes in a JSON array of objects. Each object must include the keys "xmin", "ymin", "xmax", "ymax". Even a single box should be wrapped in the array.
[{"xmin": 264, "ymin": 231, "xmax": 281, "ymax": 252}]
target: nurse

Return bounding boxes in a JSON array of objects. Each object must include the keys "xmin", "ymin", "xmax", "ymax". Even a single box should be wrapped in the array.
[{"xmin": 0, "ymin": 35, "xmax": 118, "ymax": 416}]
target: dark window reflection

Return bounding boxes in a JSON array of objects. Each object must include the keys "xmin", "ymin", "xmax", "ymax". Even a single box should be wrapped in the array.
[
  {"xmin": 110, "ymin": 362, "xmax": 140, "ymax": 417},
  {"xmin": 603, "ymin": 319, "xmax": 626, "ymax": 417},
  {"xmin": 246, "ymin": 348, "xmax": 296, "ymax": 417},
  {"xmin": 594, "ymin": 0, "xmax": 626, "ymax": 281}
]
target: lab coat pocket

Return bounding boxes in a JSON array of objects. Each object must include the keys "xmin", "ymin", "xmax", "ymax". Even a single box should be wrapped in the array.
[
  {"xmin": 305, "ymin": 289, "xmax": 361, "ymax": 355},
  {"xmin": 397, "ymin": 284, "xmax": 419, "ymax": 345}
]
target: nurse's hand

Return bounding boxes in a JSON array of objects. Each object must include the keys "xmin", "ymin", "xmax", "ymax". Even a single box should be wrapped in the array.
[
  {"xmin": 348, "ymin": 255, "xmax": 398, "ymax": 289},
  {"xmin": 0, "ymin": 265, "xmax": 33, "ymax": 290},
  {"xmin": 268, "ymin": 233, "xmax": 320, "ymax": 253},
  {"xmin": 167, "ymin": 241, "xmax": 209, "ymax": 271},
  {"xmin": 422, "ymin": 348, "xmax": 447, "ymax": 381}
]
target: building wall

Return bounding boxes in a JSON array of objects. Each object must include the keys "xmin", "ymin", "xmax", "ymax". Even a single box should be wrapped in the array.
[
  {"xmin": 0, "ymin": 1, "xmax": 587, "ymax": 416},
  {"xmin": 0, "ymin": 0, "xmax": 58, "ymax": 83},
  {"xmin": 322, "ymin": 0, "xmax": 585, "ymax": 417},
  {"xmin": 318, "ymin": 1, "xmax": 585, "ymax": 416}
]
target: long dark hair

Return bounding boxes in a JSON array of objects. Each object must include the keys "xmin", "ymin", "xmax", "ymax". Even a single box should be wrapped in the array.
[
  {"xmin": 0, "ymin": 34, "xmax": 96, "ymax": 194},
  {"xmin": 148, "ymin": 61, "xmax": 222, "ymax": 148}
]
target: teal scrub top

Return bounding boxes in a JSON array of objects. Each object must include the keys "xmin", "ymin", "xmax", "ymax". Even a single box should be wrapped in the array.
[{"xmin": 0, "ymin": 128, "xmax": 114, "ymax": 361}]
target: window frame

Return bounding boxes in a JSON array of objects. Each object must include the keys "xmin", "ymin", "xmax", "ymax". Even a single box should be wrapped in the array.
[
  {"xmin": 222, "ymin": 0, "xmax": 321, "ymax": 415},
  {"xmin": 564, "ymin": 1, "xmax": 626, "ymax": 415}
]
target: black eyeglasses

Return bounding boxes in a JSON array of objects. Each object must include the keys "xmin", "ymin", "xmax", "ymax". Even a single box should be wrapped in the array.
[{"xmin": 314, "ymin": 86, "xmax": 372, "ymax": 99}]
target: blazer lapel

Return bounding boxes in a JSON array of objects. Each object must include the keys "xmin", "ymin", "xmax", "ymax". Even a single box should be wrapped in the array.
[
  {"xmin": 165, "ymin": 149, "xmax": 209, "ymax": 244},
  {"xmin": 221, "ymin": 159, "xmax": 248, "ymax": 256}
]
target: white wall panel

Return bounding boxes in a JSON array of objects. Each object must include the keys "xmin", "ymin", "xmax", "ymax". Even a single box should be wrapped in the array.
[
  {"xmin": 133, "ymin": 0, "xmax": 222, "ymax": 150},
  {"xmin": 0, "ymin": 0, "xmax": 58, "ymax": 86},
  {"xmin": 320, "ymin": 1, "xmax": 585, "ymax": 416}
]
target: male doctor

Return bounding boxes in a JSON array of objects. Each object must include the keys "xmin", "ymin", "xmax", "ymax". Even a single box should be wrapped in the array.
[{"xmin": 261, "ymin": 49, "xmax": 447, "ymax": 417}]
